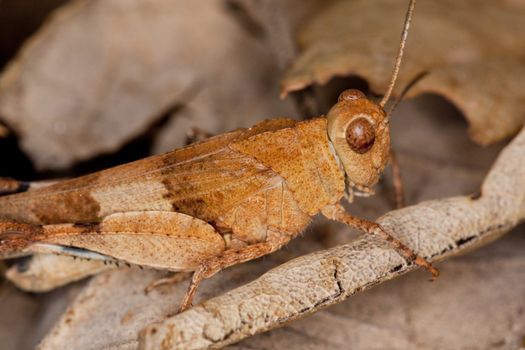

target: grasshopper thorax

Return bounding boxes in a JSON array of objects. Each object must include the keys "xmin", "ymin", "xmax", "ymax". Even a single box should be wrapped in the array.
[{"xmin": 326, "ymin": 89, "xmax": 390, "ymax": 193}]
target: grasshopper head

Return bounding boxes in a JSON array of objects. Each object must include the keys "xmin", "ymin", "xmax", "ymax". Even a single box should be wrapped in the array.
[{"xmin": 327, "ymin": 89, "xmax": 390, "ymax": 194}]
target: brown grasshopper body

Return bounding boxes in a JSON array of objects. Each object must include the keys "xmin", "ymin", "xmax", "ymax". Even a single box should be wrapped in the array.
[
  {"xmin": 0, "ymin": 0, "xmax": 434, "ymax": 310},
  {"xmin": 0, "ymin": 94, "xmax": 388, "ymax": 265},
  {"xmin": 0, "ymin": 94, "xmax": 406, "ymax": 306}
]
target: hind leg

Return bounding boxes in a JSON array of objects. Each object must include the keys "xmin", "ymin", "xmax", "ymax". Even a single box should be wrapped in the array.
[{"xmin": 144, "ymin": 272, "xmax": 192, "ymax": 294}]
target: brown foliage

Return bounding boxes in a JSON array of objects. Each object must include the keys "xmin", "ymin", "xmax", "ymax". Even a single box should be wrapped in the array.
[{"xmin": 282, "ymin": 0, "xmax": 525, "ymax": 144}]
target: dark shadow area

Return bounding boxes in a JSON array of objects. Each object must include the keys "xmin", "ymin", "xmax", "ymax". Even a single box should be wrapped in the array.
[
  {"xmin": 0, "ymin": 0, "xmax": 68, "ymax": 70},
  {"xmin": 0, "ymin": 123, "xmax": 37, "ymax": 179}
]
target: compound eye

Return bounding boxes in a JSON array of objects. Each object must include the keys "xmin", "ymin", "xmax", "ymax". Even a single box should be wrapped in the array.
[{"xmin": 345, "ymin": 117, "xmax": 375, "ymax": 154}]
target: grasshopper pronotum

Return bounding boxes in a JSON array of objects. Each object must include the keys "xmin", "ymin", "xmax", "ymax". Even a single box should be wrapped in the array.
[{"xmin": 0, "ymin": 0, "xmax": 436, "ymax": 312}]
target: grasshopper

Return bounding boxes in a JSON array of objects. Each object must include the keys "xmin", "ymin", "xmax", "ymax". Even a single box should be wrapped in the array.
[{"xmin": 0, "ymin": 0, "xmax": 436, "ymax": 311}]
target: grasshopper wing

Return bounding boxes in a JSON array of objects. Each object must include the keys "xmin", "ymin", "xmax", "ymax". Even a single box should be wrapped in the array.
[{"xmin": 0, "ymin": 119, "xmax": 297, "ymax": 225}]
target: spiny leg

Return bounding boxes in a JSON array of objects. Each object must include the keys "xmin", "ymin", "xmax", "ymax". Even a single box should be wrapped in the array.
[
  {"xmin": 390, "ymin": 150, "xmax": 406, "ymax": 209},
  {"xmin": 179, "ymin": 234, "xmax": 290, "ymax": 312},
  {"xmin": 322, "ymin": 204, "xmax": 438, "ymax": 279},
  {"xmin": 144, "ymin": 272, "xmax": 192, "ymax": 294}
]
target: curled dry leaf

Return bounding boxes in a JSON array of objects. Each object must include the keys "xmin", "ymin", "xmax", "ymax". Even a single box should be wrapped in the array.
[
  {"xmin": 139, "ymin": 125, "xmax": 525, "ymax": 349},
  {"xmin": 0, "ymin": 0, "xmax": 293, "ymax": 169},
  {"xmin": 281, "ymin": 0, "xmax": 525, "ymax": 145},
  {"xmin": 36, "ymin": 261, "xmax": 284, "ymax": 350}
]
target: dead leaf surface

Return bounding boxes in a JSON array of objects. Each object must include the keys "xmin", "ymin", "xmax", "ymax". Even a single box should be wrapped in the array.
[
  {"xmin": 6, "ymin": 253, "xmax": 111, "ymax": 292},
  {"xmin": 0, "ymin": 0, "xmax": 293, "ymax": 169},
  {"xmin": 0, "ymin": 285, "xmax": 40, "ymax": 350},
  {"xmin": 281, "ymin": 0, "xmax": 525, "ymax": 144}
]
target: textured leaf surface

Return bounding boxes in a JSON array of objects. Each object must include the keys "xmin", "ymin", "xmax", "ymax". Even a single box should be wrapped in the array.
[
  {"xmin": 281, "ymin": 0, "xmax": 525, "ymax": 144},
  {"xmin": 0, "ymin": 0, "xmax": 294, "ymax": 169}
]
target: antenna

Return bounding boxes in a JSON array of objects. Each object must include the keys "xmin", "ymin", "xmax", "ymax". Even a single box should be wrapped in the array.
[
  {"xmin": 386, "ymin": 70, "xmax": 427, "ymax": 116},
  {"xmin": 379, "ymin": 0, "xmax": 417, "ymax": 109}
]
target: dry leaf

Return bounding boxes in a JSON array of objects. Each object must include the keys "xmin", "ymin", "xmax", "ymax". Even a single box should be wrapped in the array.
[
  {"xmin": 281, "ymin": 0, "xmax": 525, "ymax": 144},
  {"xmin": 6, "ymin": 254, "xmax": 111, "ymax": 292},
  {"xmin": 36, "ymin": 262, "xmax": 284, "ymax": 350},
  {"xmin": 0, "ymin": 285, "xmax": 40, "ymax": 350},
  {"xmin": 0, "ymin": 0, "xmax": 293, "ymax": 169},
  {"xmin": 227, "ymin": 0, "xmax": 324, "ymax": 70}
]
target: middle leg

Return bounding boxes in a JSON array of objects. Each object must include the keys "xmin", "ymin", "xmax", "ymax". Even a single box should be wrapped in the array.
[
  {"xmin": 390, "ymin": 149, "xmax": 406, "ymax": 209},
  {"xmin": 179, "ymin": 231, "xmax": 291, "ymax": 312}
]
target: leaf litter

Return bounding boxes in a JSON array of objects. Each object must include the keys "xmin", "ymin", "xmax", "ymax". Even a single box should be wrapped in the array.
[
  {"xmin": 281, "ymin": 0, "xmax": 525, "ymax": 145},
  {"xmin": 0, "ymin": 0, "xmax": 524, "ymax": 349}
]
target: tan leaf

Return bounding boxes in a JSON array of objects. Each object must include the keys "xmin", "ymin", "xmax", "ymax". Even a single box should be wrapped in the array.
[
  {"xmin": 0, "ymin": 0, "xmax": 294, "ymax": 169},
  {"xmin": 0, "ymin": 284, "xmax": 45, "ymax": 350},
  {"xmin": 6, "ymin": 253, "xmax": 111, "ymax": 292},
  {"xmin": 281, "ymin": 0, "xmax": 525, "ymax": 144}
]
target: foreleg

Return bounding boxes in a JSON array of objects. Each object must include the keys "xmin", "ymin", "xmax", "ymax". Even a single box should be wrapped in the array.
[{"xmin": 322, "ymin": 204, "xmax": 438, "ymax": 278}]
